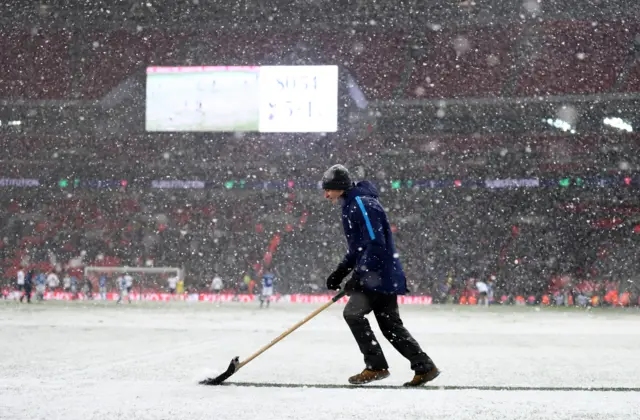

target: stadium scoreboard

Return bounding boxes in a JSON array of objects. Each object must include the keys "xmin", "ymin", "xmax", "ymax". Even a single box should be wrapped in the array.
[{"xmin": 145, "ymin": 65, "xmax": 338, "ymax": 133}]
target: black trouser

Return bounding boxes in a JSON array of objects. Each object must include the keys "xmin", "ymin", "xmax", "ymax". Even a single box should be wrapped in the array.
[
  {"xmin": 343, "ymin": 291, "xmax": 434, "ymax": 372},
  {"xmin": 20, "ymin": 286, "xmax": 32, "ymax": 302}
]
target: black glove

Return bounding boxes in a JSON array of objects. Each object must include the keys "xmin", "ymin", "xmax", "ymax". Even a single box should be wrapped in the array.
[{"xmin": 326, "ymin": 265, "xmax": 352, "ymax": 290}]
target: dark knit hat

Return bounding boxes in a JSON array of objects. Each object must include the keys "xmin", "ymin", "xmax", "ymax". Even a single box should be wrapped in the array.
[{"xmin": 321, "ymin": 164, "xmax": 352, "ymax": 191}]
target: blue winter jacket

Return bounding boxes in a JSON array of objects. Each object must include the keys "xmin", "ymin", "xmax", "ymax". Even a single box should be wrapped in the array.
[{"xmin": 338, "ymin": 181, "xmax": 407, "ymax": 295}]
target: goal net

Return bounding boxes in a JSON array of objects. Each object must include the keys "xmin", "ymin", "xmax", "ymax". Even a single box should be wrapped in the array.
[{"xmin": 84, "ymin": 266, "xmax": 183, "ymax": 298}]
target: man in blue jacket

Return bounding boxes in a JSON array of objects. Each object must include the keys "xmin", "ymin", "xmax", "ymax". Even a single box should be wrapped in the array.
[{"xmin": 322, "ymin": 164, "xmax": 439, "ymax": 387}]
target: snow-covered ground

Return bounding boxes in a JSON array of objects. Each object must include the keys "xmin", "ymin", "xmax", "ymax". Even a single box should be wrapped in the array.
[{"xmin": 1, "ymin": 301, "xmax": 639, "ymax": 420}]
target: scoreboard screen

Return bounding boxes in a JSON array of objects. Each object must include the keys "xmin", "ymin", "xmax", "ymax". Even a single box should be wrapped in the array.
[{"xmin": 145, "ymin": 65, "xmax": 338, "ymax": 133}]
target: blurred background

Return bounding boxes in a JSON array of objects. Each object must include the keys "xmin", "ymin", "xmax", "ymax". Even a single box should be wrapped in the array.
[{"xmin": 1, "ymin": 0, "xmax": 639, "ymax": 306}]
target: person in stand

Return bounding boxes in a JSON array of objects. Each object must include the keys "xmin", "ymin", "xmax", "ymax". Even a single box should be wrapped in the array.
[{"xmin": 322, "ymin": 164, "xmax": 440, "ymax": 387}]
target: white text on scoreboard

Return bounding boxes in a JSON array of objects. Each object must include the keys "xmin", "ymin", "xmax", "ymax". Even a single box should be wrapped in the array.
[{"xmin": 258, "ymin": 66, "xmax": 338, "ymax": 133}]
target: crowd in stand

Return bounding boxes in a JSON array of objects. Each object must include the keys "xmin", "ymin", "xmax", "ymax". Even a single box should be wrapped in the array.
[
  {"xmin": 2, "ymin": 178, "xmax": 640, "ymax": 306},
  {"xmin": 2, "ymin": 128, "xmax": 640, "ymax": 306}
]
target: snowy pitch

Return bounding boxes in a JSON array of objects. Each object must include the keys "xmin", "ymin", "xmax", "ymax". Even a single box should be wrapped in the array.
[{"xmin": 1, "ymin": 301, "xmax": 639, "ymax": 420}]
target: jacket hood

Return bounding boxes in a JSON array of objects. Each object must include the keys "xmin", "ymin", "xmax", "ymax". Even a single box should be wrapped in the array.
[{"xmin": 343, "ymin": 180, "xmax": 379, "ymax": 206}]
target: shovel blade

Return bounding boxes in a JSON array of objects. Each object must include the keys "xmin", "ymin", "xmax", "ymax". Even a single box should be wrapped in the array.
[{"xmin": 199, "ymin": 357, "xmax": 239, "ymax": 386}]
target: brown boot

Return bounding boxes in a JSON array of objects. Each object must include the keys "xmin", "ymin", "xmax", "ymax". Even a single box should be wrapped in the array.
[
  {"xmin": 348, "ymin": 368, "xmax": 390, "ymax": 385},
  {"xmin": 403, "ymin": 366, "xmax": 441, "ymax": 387}
]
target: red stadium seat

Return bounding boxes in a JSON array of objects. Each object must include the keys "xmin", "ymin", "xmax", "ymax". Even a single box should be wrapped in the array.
[
  {"xmin": 331, "ymin": 30, "xmax": 408, "ymax": 100},
  {"xmin": 77, "ymin": 30, "xmax": 150, "ymax": 98},
  {"xmin": 0, "ymin": 29, "xmax": 73, "ymax": 99},
  {"xmin": 516, "ymin": 21, "xmax": 633, "ymax": 96},
  {"xmin": 623, "ymin": 61, "xmax": 640, "ymax": 92},
  {"xmin": 406, "ymin": 25, "xmax": 516, "ymax": 99},
  {"xmin": 0, "ymin": 23, "xmax": 636, "ymax": 101}
]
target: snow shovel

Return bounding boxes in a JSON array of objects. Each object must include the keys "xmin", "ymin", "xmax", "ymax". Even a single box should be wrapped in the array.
[{"xmin": 200, "ymin": 290, "xmax": 347, "ymax": 385}]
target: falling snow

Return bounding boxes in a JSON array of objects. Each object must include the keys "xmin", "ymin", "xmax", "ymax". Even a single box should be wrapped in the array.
[{"xmin": 0, "ymin": 1, "xmax": 639, "ymax": 419}]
